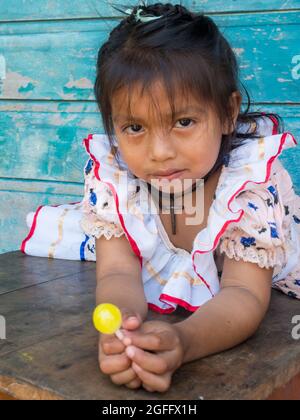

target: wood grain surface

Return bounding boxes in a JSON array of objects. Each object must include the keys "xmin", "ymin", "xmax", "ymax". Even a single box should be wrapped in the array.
[{"xmin": 0, "ymin": 251, "xmax": 299, "ymax": 400}]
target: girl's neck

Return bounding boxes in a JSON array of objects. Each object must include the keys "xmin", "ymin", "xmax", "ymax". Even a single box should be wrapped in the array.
[{"xmin": 146, "ymin": 171, "xmax": 216, "ymax": 235}]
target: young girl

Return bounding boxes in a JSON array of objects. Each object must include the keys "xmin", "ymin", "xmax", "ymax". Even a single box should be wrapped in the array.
[{"xmin": 21, "ymin": 3, "xmax": 300, "ymax": 393}]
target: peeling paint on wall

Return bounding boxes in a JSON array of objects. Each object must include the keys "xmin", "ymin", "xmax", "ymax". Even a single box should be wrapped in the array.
[
  {"xmin": 18, "ymin": 82, "xmax": 35, "ymax": 93},
  {"xmin": 233, "ymin": 48, "xmax": 245, "ymax": 57},
  {"xmin": 292, "ymin": 55, "xmax": 300, "ymax": 80},
  {"xmin": 62, "ymin": 77, "xmax": 93, "ymax": 99},
  {"xmin": 0, "ymin": 54, "xmax": 6, "ymax": 95},
  {"xmin": 50, "ymin": 113, "xmax": 77, "ymax": 126},
  {"xmin": 1, "ymin": 3, "xmax": 300, "ymax": 256},
  {"xmin": 2, "ymin": 71, "xmax": 38, "ymax": 98},
  {"xmin": 277, "ymin": 77, "xmax": 293, "ymax": 83},
  {"xmin": 65, "ymin": 77, "xmax": 93, "ymax": 90},
  {"xmin": 0, "ymin": 54, "xmax": 6, "ymax": 79}
]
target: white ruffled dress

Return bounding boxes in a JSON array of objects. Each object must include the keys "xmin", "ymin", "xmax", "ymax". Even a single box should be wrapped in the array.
[{"xmin": 21, "ymin": 116, "xmax": 300, "ymax": 313}]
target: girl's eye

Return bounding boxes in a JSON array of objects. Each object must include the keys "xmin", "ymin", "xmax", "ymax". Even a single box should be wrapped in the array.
[
  {"xmin": 122, "ymin": 124, "xmax": 143, "ymax": 135},
  {"xmin": 175, "ymin": 118, "xmax": 195, "ymax": 128},
  {"xmin": 121, "ymin": 118, "xmax": 195, "ymax": 135}
]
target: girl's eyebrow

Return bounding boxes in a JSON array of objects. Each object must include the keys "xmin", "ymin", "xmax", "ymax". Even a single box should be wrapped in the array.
[{"xmin": 113, "ymin": 106, "xmax": 206, "ymax": 123}]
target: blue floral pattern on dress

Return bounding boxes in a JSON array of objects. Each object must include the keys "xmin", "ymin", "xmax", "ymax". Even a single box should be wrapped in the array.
[
  {"xmin": 248, "ymin": 202, "xmax": 259, "ymax": 211},
  {"xmin": 258, "ymin": 227, "xmax": 268, "ymax": 234},
  {"xmin": 294, "ymin": 280, "xmax": 300, "ymax": 286},
  {"xmin": 268, "ymin": 222, "xmax": 279, "ymax": 239},
  {"xmin": 265, "ymin": 198, "xmax": 274, "ymax": 208},
  {"xmin": 240, "ymin": 237, "xmax": 256, "ymax": 248},
  {"xmin": 89, "ymin": 189, "xmax": 97, "ymax": 206},
  {"xmin": 87, "ymin": 243, "xmax": 95, "ymax": 254},
  {"xmin": 268, "ymin": 185, "xmax": 279, "ymax": 205},
  {"xmin": 293, "ymin": 215, "xmax": 300, "ymax": 224},
  {"xmin": 284, "ymin": 205, "xmax": 290, "ymax": 216},
  {"xmin": 223, "ymin": 153, "xmax": 230, "ymax": 167},
  {"xmin": 85, "ymin": 159, "xmax": 94, "ymax": 175}
]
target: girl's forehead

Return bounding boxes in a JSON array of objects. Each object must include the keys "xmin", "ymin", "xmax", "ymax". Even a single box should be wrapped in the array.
[{"xmin": 111, "ymin": 82, "xmax": 203, "ymax": 116}]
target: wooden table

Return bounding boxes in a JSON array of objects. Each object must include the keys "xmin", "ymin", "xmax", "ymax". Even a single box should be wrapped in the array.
[{"xmin": 0, "ymin": 251, "xmax": 299, "ymax": 400}]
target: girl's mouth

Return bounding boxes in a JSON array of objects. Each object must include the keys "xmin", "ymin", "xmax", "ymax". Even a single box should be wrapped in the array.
[{"xmin": 151, "ymin": 169, "xmax": 186, "ymax": 181}]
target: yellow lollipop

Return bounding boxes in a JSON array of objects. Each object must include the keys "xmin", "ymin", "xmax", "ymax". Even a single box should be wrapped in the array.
[{"xmin": 93, "ymin": 303, "xmax": 124, "ymax": 340}]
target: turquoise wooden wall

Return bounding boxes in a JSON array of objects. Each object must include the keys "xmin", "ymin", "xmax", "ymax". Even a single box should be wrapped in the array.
[{"xmin": 0, "ymin": 0, "xmax": 300, "ymax": 254}]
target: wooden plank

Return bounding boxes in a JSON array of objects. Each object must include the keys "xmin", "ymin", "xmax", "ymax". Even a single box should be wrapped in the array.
[
  {"xmin": 0, "ymin": 178, "xmax": 84, "ymax": 196},
  {"xmin": 0, "ymin": 102, "xmax": 299, "ymax": 183},
  {"xmin": 0, "ymin": 254, "xmax": 299, "ymax": 400},
  {"xmin": 268, "ymin": 371, "xmax": 300, "ymax": 400},
  {"xmin": 0, "ymin": 12, "xmax": 299, "ymax": 102},
  {"xmin": 0, "ymin": 251, "xmax": 94, "ymax": 295},
  {"xmin": 0, "ymin": 376, "xmax": 61, "ymax": 400},
  {"xmin": 0, "ymin": 387, "xmax": 16, "ymax": 400},
  {"xmin": 0, "ymin": 102, "xmax": 101, "ymax": 182},
  {"xmin": 195, "ymin": 0, "xmax": 300, "ymax": 13},
  {"xmin": 0, "ymin": 260, "xmax": 96, "ymax": 357},
  {"xmin": 0, "ymin": 0, "xmax": 299, "ymax": 22}
]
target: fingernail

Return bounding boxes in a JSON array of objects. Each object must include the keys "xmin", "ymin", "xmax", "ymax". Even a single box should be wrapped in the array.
[
  {"xmin": 103, "ymin": 343, "xmax": 110, "ymax": 352},
  {"xmin": 126, "ymin": 346, "xmax": 135, "ymax": 358},
  {"xmin": 123, "ymin": 337, "xmax": 132, "ymax": 346},
  {"xmin": 127, "ymin": 316, "xmax": 137, "ymax": 322},
  {"xmin": 132, "ymin": 362, "xmax": 142, "ymax": 372}
]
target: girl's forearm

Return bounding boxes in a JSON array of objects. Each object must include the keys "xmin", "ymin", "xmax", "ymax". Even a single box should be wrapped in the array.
[
  {"xmin": 175, "ymin": 286, "xmax": 270, "ymax": 364},
  {"xmin": 96, "ymin": 273, "xmax": 148, "ymax": 321}
]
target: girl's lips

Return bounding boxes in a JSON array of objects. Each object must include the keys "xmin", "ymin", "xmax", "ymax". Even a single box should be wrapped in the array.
[{"xmin": 151, "ymin": 170, "xmax": 186, "ymax": 181}]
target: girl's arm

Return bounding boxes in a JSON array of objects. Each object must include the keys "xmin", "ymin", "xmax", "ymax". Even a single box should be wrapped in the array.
[
  {"xmin": 118, "ymin": 254, "xmax": 273, "ymax": 392},
  {"xmin": 175, "ymin": 255, "xmax": 274, "ymax": 363},
  {"xmin": 95, "ymin": 235, "xmax": 148, "ymax": 322},
  {"xmin": 95, "ymin": 235, "xmax": 148, "ymax": 390}
]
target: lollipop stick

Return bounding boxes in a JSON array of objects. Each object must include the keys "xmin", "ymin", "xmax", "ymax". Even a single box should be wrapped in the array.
[{"xmin": 115, "ymin": 328, "xmax": 125, "ymax": 341}]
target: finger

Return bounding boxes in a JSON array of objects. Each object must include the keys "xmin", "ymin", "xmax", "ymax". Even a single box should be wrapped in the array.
[
  {"xmin": 110, "ymin": 367, "xmax": 137, "ymax": 386},
  {"xmin": 126, "ymin": 378, "xmax": 142, "ymax": 390},
  {"xmin": 123, "ymin": 330, "xmax": 179, "ymax": 352},
  {"xmin": 121, "ymin": 311, "xmax": 142, "ymax": 331},
  {"xmin": 99, "ymin": 353, "xmax": 131, "ymax": 375},
  {"xmin": 126, "ymin": 345, "xmax": 172, "ymax": 374},
  {"xmin": 143, "ymin": 385, "xmax": 155, "ymax": 393},
  {"xmin": 100, "ymin": 336, "xmax": 125, "ymax": 355},
  {"xmin": 132, "ymin": 362, "xmax": 171, "ymax": 393}
]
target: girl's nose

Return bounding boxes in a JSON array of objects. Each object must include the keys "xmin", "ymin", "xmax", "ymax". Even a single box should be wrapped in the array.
[{"xmin": 148, "ymin": 133, "xmax": 176, "ymax": 162}]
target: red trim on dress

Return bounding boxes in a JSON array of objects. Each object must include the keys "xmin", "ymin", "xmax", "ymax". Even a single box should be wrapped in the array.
[
  {"xmin": 160, "ymin": 294, "xmax": 200, "ymax": 312},
  {"xmin": 260, "ymin": 113, "xmax": 279, "ymax": 135},
  {"xmin": 148, "ymin": 294, "xmax": 201, "ymax": 313},
  {"xmin": 269, "ymin": 115, "xmax": 279, "ymax": 135},
  {"xmin": 20, "ymin": 201, "xmax": 82, "ymax": 253},
  {"xmin": 83, "ymin": 134, "xmax": 143, "ymax": 268},
  {"xmin": 148, "ymin": 303, "xmax": 175, "ymax": 314},
  {"xmin": 20, "ymin": 205, "xmax": 44, "ymax": 253},
  {"xmin": 192, "ymin": 132, "xmax": 297, "ymax": 297}
]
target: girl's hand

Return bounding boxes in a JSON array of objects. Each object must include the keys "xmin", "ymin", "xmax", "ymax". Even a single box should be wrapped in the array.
[
  {"xmin": 98, "ymin": 309, "xmax": 143, "ymax": 389},
  {"xmin": 122, "ymin": 320, "xmax": 185, "ymax": 393}
]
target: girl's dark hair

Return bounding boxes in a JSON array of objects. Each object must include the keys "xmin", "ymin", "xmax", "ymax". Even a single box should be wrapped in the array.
[{"xmin": 94, "ymin": 2, "xmax": 284, "ymax": 175}]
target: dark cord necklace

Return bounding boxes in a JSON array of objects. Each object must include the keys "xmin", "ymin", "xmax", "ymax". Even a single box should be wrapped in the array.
[{"xmin": 146, "ymin": 173, "xmax": 210, "ymax": 235}]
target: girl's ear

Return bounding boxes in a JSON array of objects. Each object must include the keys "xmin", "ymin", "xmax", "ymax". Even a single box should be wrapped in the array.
[{"xmin": 222, "ymin": 91, "xmax": 242, "ymax": 135}]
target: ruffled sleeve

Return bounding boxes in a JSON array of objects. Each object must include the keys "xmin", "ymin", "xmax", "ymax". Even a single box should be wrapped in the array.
[
  {"xmin": 218, "ymin": 161, "xmax": 292, "ymax": 270},
  {"xmin": 77, "ymin": 134, "xmax": 159, "ymax": 264},
  {"xmin": 80, "ymin": 157, "xmax": 125, "ymax": 240}
]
